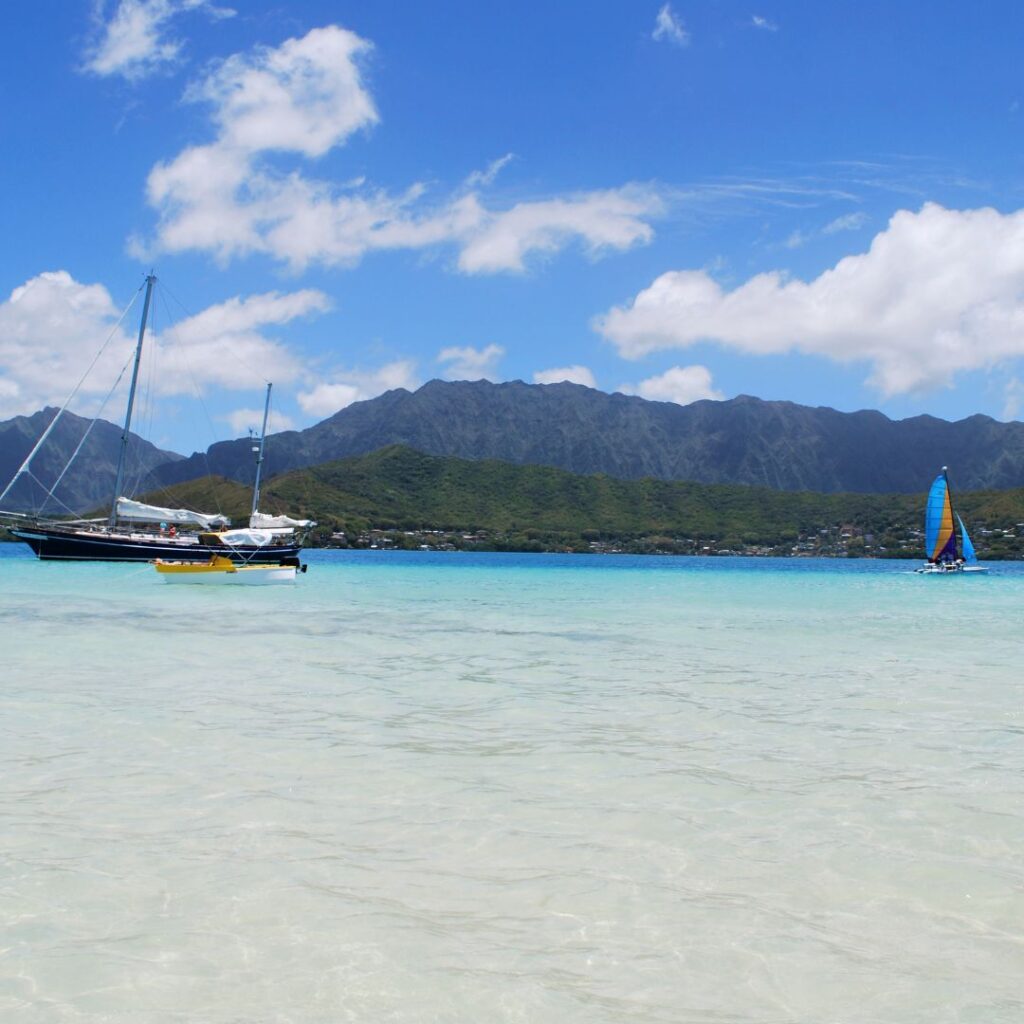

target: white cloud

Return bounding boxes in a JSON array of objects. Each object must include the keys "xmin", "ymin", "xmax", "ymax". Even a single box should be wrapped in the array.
[
  {"xmin": 620, "ymin": 365, "xmax": 723, "ymax": 405},
  {"xmin": 1003, "ymin": 377, "xmax": 1024, "ymax": 421},
  {"xmin": 0, "ymin": 271, "xmax": 130, "ymax": 417},
  {"xmin": 596, "ymin": 203, "xmax": 1024, "ymax": 396},
  {"xmin": 142, "ymin": 26, "xmax": 662, "ymax": 273},
  {"xmin": 464, "ymin": 153, "xmax": 515, "ymax": 189},
  {"xmin": 437, "ymin": 344, "xmax": 504, "ymax": 381},
  {"xmin": 223, "ymin": 406, "xmax": 296, "ymax": 435},
  {"xmin": 653, "ymin": 4, "xmax": 689, "ymax": 46},
  {"xmin": 823, "ymin": 211, "xmax": 869, "ymax": 234},
  {"xmin": 297, "ymin": 360, "xmax": 420, "ymax": 417},
  {"xmin": 0, "ymin": 271, "xmax": 325, "ymax": 418},
  {"xmin": 157, "ymin": 289, "xmax": 329, "ymax": 393},
  {"xmin": 533, "ymin": 365, "xmax": 597, "ymax": 388},
  {"xmin": 84, "ymin": 0, "xmax": 234, "ymax": 81},
  {"xmin": 187, "ymin": 26, "xmax": 378, "ymax": 157},
  {"xmin": 751, "ymin": 15, "xmax": 778, "ymax": 31},
  {"xmin": 457, "ymin": 188, "xmax": 661, "ymax": 274}
]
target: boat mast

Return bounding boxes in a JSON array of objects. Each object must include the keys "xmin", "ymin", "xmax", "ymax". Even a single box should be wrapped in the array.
[
  {"xmin": 251, "ymin": 382, "xmax": 272, "ymax": 519},
  {"xmin": 943, "ymin": 465, "xmax": 961, "ymax": 559},
  {"xmin": 109, "ymin": 273, "xmax": 156, "ymax": 527}
]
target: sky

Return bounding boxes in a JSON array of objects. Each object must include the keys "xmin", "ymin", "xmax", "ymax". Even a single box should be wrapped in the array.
[{"xmin": 3, "ymin": 1, "xmax": 1024, "ymax": 455}]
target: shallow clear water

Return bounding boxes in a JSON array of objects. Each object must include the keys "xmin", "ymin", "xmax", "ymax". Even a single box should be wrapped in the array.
[{"xmin": 2, "ymin": 547, "xmax": 1023, "ymax": 1023}]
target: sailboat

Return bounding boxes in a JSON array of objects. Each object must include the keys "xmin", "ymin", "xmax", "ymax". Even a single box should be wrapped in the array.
[
  {"xmin": 915, "ymin": 466, "xmax": 986, "ymax": 574},
  {"xmin": 0, "ymin": 274, "xmax": 314, "ymax": 563}
]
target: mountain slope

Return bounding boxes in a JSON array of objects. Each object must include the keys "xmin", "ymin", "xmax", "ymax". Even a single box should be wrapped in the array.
[
  {"xmin": 0, "ymin": 408, "xmax": 183, "ymax": 514},
  {"xmin": 137, "ymin": 445, "xmax": 1024, "ymax": 558},
  {"xmin": 153, "ymin": 380, "xmax": 1024, "ymax": 494}
]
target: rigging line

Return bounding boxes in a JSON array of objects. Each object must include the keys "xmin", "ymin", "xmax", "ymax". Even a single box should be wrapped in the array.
[
  {"xmin": 152, "ymin": 286, "xmax": 225, "ymax": 516},
  {"xmin": 158, "ymin": 274, "xmax": 268, "ymax": 417},
  {"xmin": 0, "ymin": 284, "xmax": 144, "ymax": 507},
  {"xmin": 42, "ymin": 349, "xmax": 138, "ymax": 511},
  {"xmin": 24, "ymin": 470, "xmax": 80, "ymax": 518}
]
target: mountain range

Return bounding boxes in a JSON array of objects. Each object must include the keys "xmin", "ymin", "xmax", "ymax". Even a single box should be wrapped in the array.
[
  {"xmin": 0, "ymin": 407, "xmax": 182, "ymax": 515},
  {"xmin": 4, "ymin": 380, "xmax": 1024, "ymax": 513}
]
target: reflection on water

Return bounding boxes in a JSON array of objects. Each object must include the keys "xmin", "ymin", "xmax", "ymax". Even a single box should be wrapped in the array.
[{"xmin": 2, "ymin": 550, "xmax": 1024, "ymax": 1022}]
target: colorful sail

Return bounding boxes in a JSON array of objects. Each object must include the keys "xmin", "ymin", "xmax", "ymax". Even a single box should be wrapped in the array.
[
  {"xmin": 924, "ymin": 470, "xmax": 958, "ymax": 563},
  {"xmin": 956, "ymin": 513, "xmax": 977, "ymax": 564}
]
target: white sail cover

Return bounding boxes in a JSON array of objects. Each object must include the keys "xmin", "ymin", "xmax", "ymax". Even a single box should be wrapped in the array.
[
  {"xmin": 250, "ymin": 511, "xmax": 315, "ymax": 529},
  {"xmin": 217, "ymin": 528, "xmax": 276, "ymax": 547},
  {"xmin": 116, "ymin": 497, "xmax": 230, "ymax": 529}
]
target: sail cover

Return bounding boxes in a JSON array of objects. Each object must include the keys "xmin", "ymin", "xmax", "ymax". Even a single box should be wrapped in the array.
[
  {"xmin": 956, "ymin": 513, "xmax": 977, "ymax": 563},
  {"xmin": 924, "ymin": 473, "xmax": 958, "ymax": 562},
  {"xmin": 116, "ymin": 497, "xmax": 230, "ymax": 529},
  {"xmin": 217, "ymin": 528, "xmax": 276, "ymax": 547},
  {"xmin": 250, "ymin": 511, "xmax": 315, "ymax": 529}
]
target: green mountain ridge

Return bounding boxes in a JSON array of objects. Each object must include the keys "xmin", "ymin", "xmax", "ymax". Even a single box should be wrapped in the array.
[{"xmin": 136, "ymin": 445, "xmax": 1024, "ymax": 559}]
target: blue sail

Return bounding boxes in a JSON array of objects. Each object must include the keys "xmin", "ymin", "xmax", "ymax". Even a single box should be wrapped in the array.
[
  {"xmin": 957, "ymin": 513, "xmax": 977, "ymax": 564},
  {"xmin": 924, "ymin": 472, "xmax": 957, "ymax": 562}
]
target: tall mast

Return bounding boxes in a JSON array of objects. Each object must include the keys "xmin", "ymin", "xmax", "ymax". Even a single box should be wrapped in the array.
[
  {"xmin": 109, "ymin": 274, "xmax": 156, "ymax": 527},
  {"xmin": 251, "ymin": 381, "xmax": 272, "ymax": 520}
]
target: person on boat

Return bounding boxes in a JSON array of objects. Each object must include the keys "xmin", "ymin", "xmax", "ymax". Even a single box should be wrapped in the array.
[{"xmin": 168, "ymin": 525, "xmax": 177, "ymax": 538}]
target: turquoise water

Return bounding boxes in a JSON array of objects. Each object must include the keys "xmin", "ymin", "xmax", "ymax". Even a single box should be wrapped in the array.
[{"xmin": 2, "ymin": 546, "xmax": 1023, "ymax": 1022}]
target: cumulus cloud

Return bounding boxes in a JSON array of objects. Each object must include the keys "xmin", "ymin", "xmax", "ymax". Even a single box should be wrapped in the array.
[
  {"xmin": 596, "ymin": 203, "xmax": 1024, "ymax": 396},
  {"xmin": 158, "ymin": 289, "xmax": 329, "ymax": 392},
  {"xmin": 223, "ymin": 406, "xmax": 296, "ymax": 435},
  {"xmin": 187, "ymin": 25, "xmax": 378, "ymax": 157},
  {"xmin": 437, "ymin": 344, "xmax": 505, "ymax": 380},
  {"xmin": 0, "ymin": 271, "xmax": 325, "ymax": 418},
  {"xmin": 653, "ymin": 4, "xmax": 689, "ymax": 46},
  {"xmin": 620, "ymin": 365, "xmax": 723, "ymax": 405},
  {"xmin": 297, "ymin": 359, "xmax": 420, "ymax": 417},
  {"xmin": 142, "ymin": 26, "xmax": 661, "ymax": 273},
  {"xmin": 84, "ymin": 0, "xmax": 234, "ymax": 80},
  {"xmin": 533, "ymin": 365, "xmax": 597, "ymax": 388}
]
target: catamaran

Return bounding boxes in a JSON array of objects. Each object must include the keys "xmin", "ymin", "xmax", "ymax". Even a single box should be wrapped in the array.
[
  {"xmin": 0, "ymin": 274, "xmax": 314, "ymax": 563},
  {"xmin": 916, "ymin": 466, "xmax": 986, "ymax": 574}
]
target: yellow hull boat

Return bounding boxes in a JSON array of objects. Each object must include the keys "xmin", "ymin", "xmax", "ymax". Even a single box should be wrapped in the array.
[{"xmin": 154, "ymin": 555, "xmax": 302, "ymax": 585}]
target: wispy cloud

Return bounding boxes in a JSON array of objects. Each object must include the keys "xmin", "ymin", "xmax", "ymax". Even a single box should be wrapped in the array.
[
  {"xmin": 437, "ymin": 344, "xmax": 505, "ymax": 380},
  {"xmin": 1003, "ymin": 377, "xmax": 1024, "ymax": 421},
  {"xmin": 464, "ymin": 153, "xmax": 515, "ymax": 189},
  {"xmin": 823, "ymin": 211, "xmax": 869, "ymax": 234},
  {"xmin": 83, "ymin": 0, "xmax": 234, "ymax": 81},
  {"xmin": 782, "ymin": 211, "xmax": 869, "ymax": 248},
  {"xmin": 297, "ymin": 360, "xmax": 420, "ymax": 418},
  {"xmin": 652, "ymin": 4, "xmax": 689, "ymax": 47},
  {"xmin": 533, "ymin": 365, "xmax": 597, "ymax": 388},
  {"xmin": 750, "ymin": 15, "xmax": 778, "ymax": 32},
  {"xmin": 224, "ymin": 405, "xmax": 296, "ymax": 435}
]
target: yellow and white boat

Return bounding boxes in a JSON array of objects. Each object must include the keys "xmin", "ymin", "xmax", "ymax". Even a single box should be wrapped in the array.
[{"xmin": 154, "ymin": 555, "xmax": 303, "ymax": 585}]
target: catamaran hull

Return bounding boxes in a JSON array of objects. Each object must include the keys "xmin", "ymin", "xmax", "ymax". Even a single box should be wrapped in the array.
[
  {"xmin": 915, "ymin": 562, "xmax": 988, "ymax": 574},
  {"xmin": 11, "ymin": 526, "xmax": 301, "ymax": 564}
]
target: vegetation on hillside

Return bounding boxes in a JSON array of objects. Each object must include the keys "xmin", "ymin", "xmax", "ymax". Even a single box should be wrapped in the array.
[{"xmin": 124, "ymin": 445, "xmax": 1024, "ymax": 559}]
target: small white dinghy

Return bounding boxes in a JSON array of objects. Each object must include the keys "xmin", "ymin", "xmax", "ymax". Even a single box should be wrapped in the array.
[{"xmin": 154, "ymin": 555, "xmax": 305, "ymax": 585}]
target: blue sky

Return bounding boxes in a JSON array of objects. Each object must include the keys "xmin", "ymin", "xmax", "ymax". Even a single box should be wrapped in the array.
[{"xmin": 3, "ymin": 1, "xmax": 1024, "ymax": 454}]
